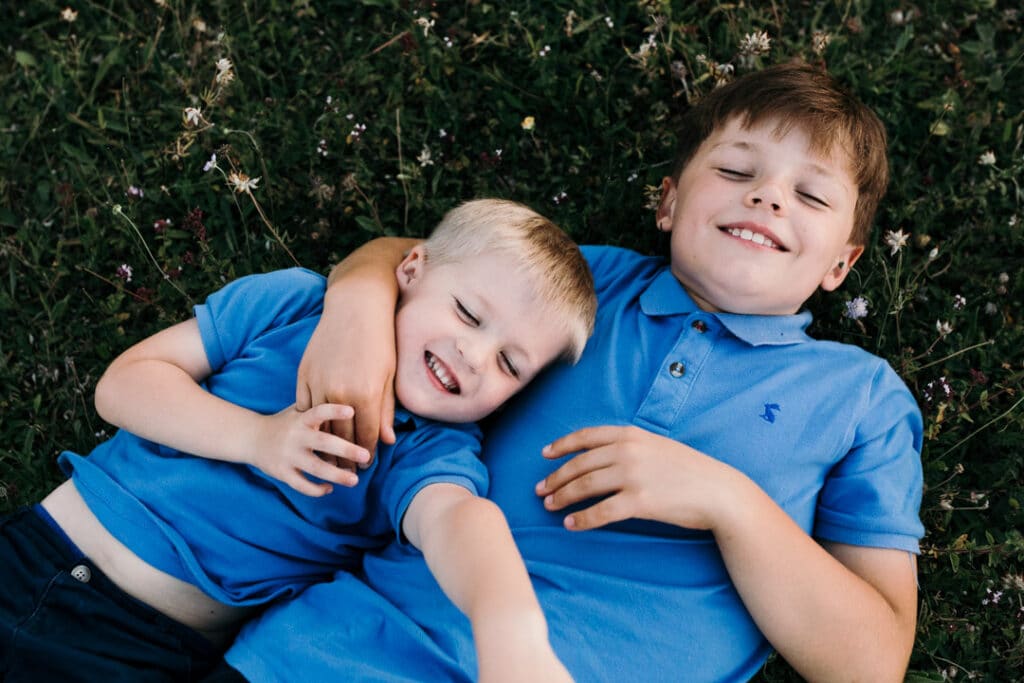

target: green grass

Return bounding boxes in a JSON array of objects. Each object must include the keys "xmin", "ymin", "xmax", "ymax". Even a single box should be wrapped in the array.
[{"xmin": 2, "ymin": 1, "xmax": 1022, "ymax": 680}]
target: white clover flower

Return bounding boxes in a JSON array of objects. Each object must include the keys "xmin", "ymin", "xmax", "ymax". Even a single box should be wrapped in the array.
[
  {"xmin": 60, "ymin": 7, "xmax": 78, "ymax": 22},
  {"xmin": 978, "ymin": 150, "xmax": 996, "ymax": 166},
  {"xmin": 183, "ymin": 107, "xmax": 202, "ymax": 127},
  {"xmin": 811, "ymin": 31, "xmax": 832, "ymax": 55},
  {"xmin": 844, "ymin": 296, "xmax": 869, "ymax": 320},
  {"xmin": 884, "ymin": 228, "xmax": 910, "ymax": 255},
  {"xmin": 227, "ymin": 171, "xmax": 260, "ymax": 194},
  {"xmin": 936, "ymin": 320, "xmax": 954, "ymax": 337},
  {"xmin": 417, "ymin": 145, "xmax": 434, "ymax": 167},
  {"xmin": 738, "ymin": 31, "xmax": 771, "ymax": 57},
  {"xmin": 415, "ymin": 16, "xmax": 435, "ymax": 37},
  {"xmin": 203, "ymin": 153, "xmax": 217, "ymax": 172}
]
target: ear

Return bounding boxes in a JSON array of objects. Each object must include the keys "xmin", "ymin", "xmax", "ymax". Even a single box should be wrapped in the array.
[
  {"xmin": 396, "ymin": 244, "xmax": 427, "ymax": 293},
  {"xmin": 820, "ymin": 243, "xmax": 865, "ymax": 291},
  {"xmin": 655, "ymin": 176, "xmax": 677, "ymax": 232}
]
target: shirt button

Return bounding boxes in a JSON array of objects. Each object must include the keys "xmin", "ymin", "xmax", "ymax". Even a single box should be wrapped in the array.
[
  {"xmin": 691, "ymin": 320, "xmax": 708, "ymax": 333},
  {"xmin": 669, "ymin": 362, "xmax": 685, "ymax": 378},
  {"xmin": 70, "ymin": 564, "xmax": 92, "ymax": 583}
]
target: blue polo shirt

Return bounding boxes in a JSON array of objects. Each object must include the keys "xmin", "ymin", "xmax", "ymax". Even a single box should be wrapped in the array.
[
  {"xmin": 59, "ymin": 268, "xmax": 486, "ymax": 606},
  {"xmin": 227, "ymin": 246, "xmax": 924, "ymax": 681}
]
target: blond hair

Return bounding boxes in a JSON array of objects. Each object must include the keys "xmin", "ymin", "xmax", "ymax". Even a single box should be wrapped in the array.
[
  {"xmin": 673, "ymin": 61, "xmax": 889, "ymax": 246},
  {"xmin": 423, "ymin": 199, "xmax": 596, "ymax": 363}
]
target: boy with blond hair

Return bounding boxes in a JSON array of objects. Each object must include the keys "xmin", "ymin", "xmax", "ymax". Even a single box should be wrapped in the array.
[
  {"xmin": 226, "ymin": 61, "xmax": 924, "ymax": 682},
  {"xmin": 0, "ymin": 199, "xmax": 595, "ymax": 682}
]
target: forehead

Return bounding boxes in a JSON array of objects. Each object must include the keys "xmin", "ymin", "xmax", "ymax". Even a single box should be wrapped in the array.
[{"xmin": 701, "ymin": 116, "xmax": 855, "ymax": 181}]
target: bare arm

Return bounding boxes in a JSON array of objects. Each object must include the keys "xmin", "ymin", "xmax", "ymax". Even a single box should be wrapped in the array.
[
  {"xmin": 538, "ymin": 426, "xmax": 916, "ymax": 682},
  {"xmin": 404, "ymin": 484, "xmax": 572, "ymax": 683},
  {"xmin": 95, "ymin": 318, "xmax": 369, "ymax": 495},
  {"xmin": 296, "ymin": 237, "xmax": 420, "ymax": 455}
]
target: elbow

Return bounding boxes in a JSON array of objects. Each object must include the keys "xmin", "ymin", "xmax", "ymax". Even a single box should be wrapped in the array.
[{"xmin": 93, "ymin": 365, "xmax": 121, "ymax": 424}]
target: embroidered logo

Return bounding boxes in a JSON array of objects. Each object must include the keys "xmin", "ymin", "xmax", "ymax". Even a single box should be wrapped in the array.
[{"xmin": 760, "ymin": 403, "xmax": 781, "ymax": 423}]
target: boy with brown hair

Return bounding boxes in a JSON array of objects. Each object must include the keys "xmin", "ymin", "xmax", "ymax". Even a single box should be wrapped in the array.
[{"xmin": 0, "ymin": 199, "xmax": 595, "ymax": 682}]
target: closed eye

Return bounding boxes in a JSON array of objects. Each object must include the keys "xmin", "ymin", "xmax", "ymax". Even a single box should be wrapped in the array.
[
  {"xmin": 717, "ymin": 167, "xmax": 752, "ymax": 179},
  {"xmin": 454, "ymin": 298, "xmax": 480, "ymax": 326},
  {"xmin": 500, "ymin": 352, "xmax": 520, "ymax": 379},
  {"xmin": 797, "ymin": 190, "xmax": 829, "ymax": 208}
]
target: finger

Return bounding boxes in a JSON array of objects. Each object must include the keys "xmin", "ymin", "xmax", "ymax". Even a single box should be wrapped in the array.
[
  {"xmin": 563, "ymin": 495, "xmax": 633, "ymax": 532},
  {"xmin": 284, "ymin": 469, "xmax": 335, "ymax": 497},
  {"xmin": 304, "ymin": 403, "xmax": 355, "ymax": 427},
  {"xmin": 535, "ymin": 446, "xmax": 615, "ymax": 496},
  {"xmin": 311, "ymin": 430, "xmax": 371, "ymax": 466},
  {"xmin": 295, "ymin": 380, "xmax": 313, "ymax": 412},
  {"xmin": 303, "ymin": 452, "xmax": 360, "ymax": 487},
  {"xmin": 541, "ymin": 460, "xmax": 619, "ymax": 511},
  {"xmin": 542, "ymin": 425, "xmax": 627, "ymax": 460},
  {"xmin": 353, "ymin": 404, "xmax": 380, "ymax": 462},
  {"xmin": 378, "ymin": 380, "xmax": 397, "ymax": 445}
]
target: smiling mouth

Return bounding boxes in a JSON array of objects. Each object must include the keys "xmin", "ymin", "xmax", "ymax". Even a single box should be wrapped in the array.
[
  {"xmin": 719, "ymin": 225, "xmax": 787, "ymax": 251},
  {"xmin": 425, "ymin": 351, "xmax": 460, "ymax": 394}
]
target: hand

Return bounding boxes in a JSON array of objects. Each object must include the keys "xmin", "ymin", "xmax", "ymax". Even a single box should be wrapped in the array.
[
  {"xmin": 534, "ymin": 425, "xmax": 744, "ymax": 532},
  {"xmin": 295, "ymin": 275, "xmax": 398, "ymax": 459},
  {"xmin": 478, "ymin": 644, "xmax": 573, "ymax": 683},
  {"xmin": 251, "ymin": 403, "xmax": 371, "ymax": 497}
]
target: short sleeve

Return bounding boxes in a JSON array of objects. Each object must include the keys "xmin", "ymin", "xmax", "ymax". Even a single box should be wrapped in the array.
[
  {"xmin": 814, "ymin": 362, "xmax": 925, "ymax": 552},
  {"xmin": 193, "ymin": 268, "xmax": 326, "ymax": 371},
  {"xmin": 379, "ymin": 420, "xmax": 488, "ymax": 543}
]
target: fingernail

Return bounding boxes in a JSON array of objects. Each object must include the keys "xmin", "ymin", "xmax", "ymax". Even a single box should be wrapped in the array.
[
  {"xmin": 544, "ymin": 494, "xmax": 553, "ymax": 507},
  {"xmin": 564, "ymin": 515, "xmax": 576, "ymax": 530},
  {"xmin": 541, "ymin": 444, "xmax": 552, "ymax": 455}
]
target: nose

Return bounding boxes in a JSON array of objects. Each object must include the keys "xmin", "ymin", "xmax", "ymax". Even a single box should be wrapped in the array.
[
  {"xmin": 745, "ymin": 181, "xmax": 786, "ymax": 214},
  {"xmin": 456, "ymin": 335, "xmax": 487, "ymax": 373}
]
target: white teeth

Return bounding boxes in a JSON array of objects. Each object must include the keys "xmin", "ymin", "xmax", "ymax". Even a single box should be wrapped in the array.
[
  {"xmin": 727, "ymin": 227, "xmax": 776, "ymax": 249},
  {"xmin": 426, "ymin": 353, "xmax": 458, "ymax": 393}
]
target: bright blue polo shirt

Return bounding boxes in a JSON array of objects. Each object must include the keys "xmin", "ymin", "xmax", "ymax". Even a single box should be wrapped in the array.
[
  {"xmin": 227, "ymin": 246, "xmax": 924, "ymax": 681},
  {"xmin": 59, "ymin": 268, "xmax": 486, "ymax": 606}
]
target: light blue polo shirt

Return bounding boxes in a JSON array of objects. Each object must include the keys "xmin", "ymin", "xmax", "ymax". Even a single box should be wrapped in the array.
[
  {"xmin": 227, "ymin": 246, "xmax": 924, "ymax": 681},
  {"xmin": 59, "ymin": 268, "xmax": 486, "ymax": 605}
]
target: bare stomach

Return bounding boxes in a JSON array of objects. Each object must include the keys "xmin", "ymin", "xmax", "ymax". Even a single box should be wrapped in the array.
[{"xmin": 40, "ymin": 480, "xmax": 257, "ymax": 646}]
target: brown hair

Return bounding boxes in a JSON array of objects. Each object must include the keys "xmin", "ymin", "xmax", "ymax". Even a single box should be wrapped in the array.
[
  {"xmin": 672, "ymin": 61, "xmax": 889, "ymax": 245},
  {"xmin": 424, "ymin": 199, "xmax": 596, "ymax": 363}
]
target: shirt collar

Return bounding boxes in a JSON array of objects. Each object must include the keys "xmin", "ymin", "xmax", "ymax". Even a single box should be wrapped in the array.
[{"xmin": 639, "ymin": 266, "xmax": 814, "ymax": 347}]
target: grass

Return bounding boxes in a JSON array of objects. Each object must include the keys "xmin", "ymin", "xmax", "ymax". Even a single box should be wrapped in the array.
[{"xmin": 2, "ymin": 1, "xmax": 1022, "ymax": 680}]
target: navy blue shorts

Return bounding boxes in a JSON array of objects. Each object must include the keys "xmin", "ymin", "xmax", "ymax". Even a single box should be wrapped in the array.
[{"xmin": 0, "ymin": 505, "xmax": 222, "ymax": 682}]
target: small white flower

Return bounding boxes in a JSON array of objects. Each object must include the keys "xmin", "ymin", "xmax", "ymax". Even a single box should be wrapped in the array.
[
  {"xmin": 538, "ymin": 45, "xmax": 552, "ymax": 57},
  {"xmin": 738, "ymin": 31, "xmax": 771, "ymax": 57},
  {"xmin": 604, "ymin": 16, "xmax": 614, "ymax": 29},
  {"xmin": 183, "ymin": 107, "xmax": 202, "ymax": 127},
  {"xmin": 60, "ymin": 7, "xmax": 78, "ymax": 22},
  {"xmin": 227, "ymin": 171, "xmax": 260, "ymax": 194},
  {"xmin": 884, "ymin": 229, "xmax": 910, "ymax": 255},
  {"xmin": 844, "ymin": 296, "xmax": 869, "ymax": 320},
  {"xmin": 929, "ymin": 247, "xmax": 939, "ymax": 260},
  {"xmin": 978, "ymin": 150, "xmax": 996, "ymax": 166},
  {"xmin": 998, "ymin": 272, "xmax": 1010, "ymax": 284},
  {"xmin": 415, "ymin": 16, "xmax": 435, "ymax": 37},
  {"xmin": 936, "ymin": 320, "xmax": 954, "ymax": 337},
  {"xmin": 984, "ymin": 302, "xmax": 998, "ymax": 315},
  {"xmin": 215, "ymin": 58, "xmax": 234, "ymax": 86},
  {"xmin": 417, "ymin": 146, "xmax": 434, "ymax": 167},
  {"xmin": 521, "ymin": 116, "xmax": 535, "ymax": 132},
  {"xmin": 116, "ymin": 263, "xmax": 133, "ymax": 282},
  {"xmin": 126, "ymin": 185, "xmax": 144, "ymax": 199},
  {"xmin": 203, "ymin": 153, "xmax": 217, "ymax": 172},
  {"xmin": 811, "ymin": 31, "xmax": 832, "ymax": 55},
  {"xmin": 953, "ymin": 294, "xmax": 967, "ymax": 310}
]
